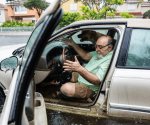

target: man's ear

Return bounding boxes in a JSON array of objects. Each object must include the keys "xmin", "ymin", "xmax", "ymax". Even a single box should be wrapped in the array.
[{"xmin": 108, "ymin": 45, "xmax": 113, "ymax": 51}]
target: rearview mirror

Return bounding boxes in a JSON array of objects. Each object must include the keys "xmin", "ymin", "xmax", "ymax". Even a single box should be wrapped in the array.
[{"xmin": 0, "ymin": 56, "xmax": 18, "ymax": 72}]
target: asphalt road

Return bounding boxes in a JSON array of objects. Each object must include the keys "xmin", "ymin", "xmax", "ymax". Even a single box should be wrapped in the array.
[
  {"xmin": 0, "ymin": 34, "xmax": 29, "ymax": 61},
  {"xmin": 0, "ymin": 34, "xmax": 29, "ymax": 46}
]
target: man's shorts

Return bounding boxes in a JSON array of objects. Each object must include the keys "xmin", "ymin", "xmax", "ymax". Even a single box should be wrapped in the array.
[{"xmin": 74, "ymin": 83, "xmax": 95, "ymax": 99}]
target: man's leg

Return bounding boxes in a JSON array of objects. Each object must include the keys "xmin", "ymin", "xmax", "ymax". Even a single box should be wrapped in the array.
[
  {"xmin": 60, "ymin": 82, "xmax": 94, "ymax": 99},
  {"xmin": 70, "ymin": 72, "xmax": 78, "ymax": 82},
  {"xmin": 59, "ymin": 72, "xmax": 78, "ymax": 97},
  {"xmin": 60, "ymin": 82, "xmax": 76, "ymax": 97}
]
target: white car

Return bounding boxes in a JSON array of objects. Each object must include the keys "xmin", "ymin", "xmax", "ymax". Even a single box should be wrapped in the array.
[
  {"xmin": 0, "ymin": 0, "xmax": 150, "ymax": 124},
  {"xmin": 0, "ymin": 44, "xmax": 25, "ymax": 86},
  {"xmin": 0, "ymin": 44, "xmax": 25, "ymax": 109}
]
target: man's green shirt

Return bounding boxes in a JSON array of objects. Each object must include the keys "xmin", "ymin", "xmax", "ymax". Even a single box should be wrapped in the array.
[{"xmin": 78, "ymin": 51, "xmax": 113, "ymax": 93}]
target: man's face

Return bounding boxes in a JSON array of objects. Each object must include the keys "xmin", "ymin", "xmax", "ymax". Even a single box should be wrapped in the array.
[{"xmin": 95, "ymin": 36, "xmax": 112, "ymax": 56}]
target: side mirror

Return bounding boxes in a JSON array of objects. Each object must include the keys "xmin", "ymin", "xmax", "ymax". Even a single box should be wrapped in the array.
[{"xmin": 0, "ymin": 56, "xmax": 18, "ymax": 72}]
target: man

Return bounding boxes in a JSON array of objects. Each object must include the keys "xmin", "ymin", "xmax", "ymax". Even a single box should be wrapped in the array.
[{"xmin": 60, "ymin": 35, "xmax": 114, "ymax": 99}]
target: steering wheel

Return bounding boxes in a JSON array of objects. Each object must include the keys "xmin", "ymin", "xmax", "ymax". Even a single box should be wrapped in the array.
[{"xmin": 47, "ymin": 43, "xmax": 74, "ymax": 84}]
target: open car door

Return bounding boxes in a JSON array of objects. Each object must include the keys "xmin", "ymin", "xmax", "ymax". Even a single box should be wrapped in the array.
[{"xmin": 0, "ymin": 0, "xmax": 62, "ymax": 125}]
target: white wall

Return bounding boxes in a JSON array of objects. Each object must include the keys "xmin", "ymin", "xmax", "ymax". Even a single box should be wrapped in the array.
[{"xmin": 0, "ymin": 9, "xmax": 5, "ymax": 25}]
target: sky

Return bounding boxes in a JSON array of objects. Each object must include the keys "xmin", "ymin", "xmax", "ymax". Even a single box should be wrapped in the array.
[
  {"xmin": 0, "ymin": 0, "xmax": 51, "ymax": 4},
  {"xmin": 0, "ymin": 0, "xmax": 5, "ymax": 4}
]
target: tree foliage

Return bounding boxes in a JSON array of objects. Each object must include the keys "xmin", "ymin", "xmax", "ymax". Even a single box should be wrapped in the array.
[
  {"xmin": 59, "ymin": 12, "xmax": 82, "ymax": 28},
  {"xmin": 80, "ymin": 6, "xmax": 104, "ymax": 19},
  {"xmin": 81, "ymin": 0, "xmax": 124, "ymax": 19},
  {"xmin": 62, "ymin": 0, "xmax": 124, "ymax": 19},
  {"xmin": 143, "ymin": 10, "xmax": 150, "ymax": 19},
  {"xmin": 24, "ymin": 0, "xmax": 49, "ymax": 17}
]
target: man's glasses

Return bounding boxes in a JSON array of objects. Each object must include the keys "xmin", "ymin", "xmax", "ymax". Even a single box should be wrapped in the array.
[{"xmin": 95, "ymin": 42, "xmax": 112, "ymax": 50}]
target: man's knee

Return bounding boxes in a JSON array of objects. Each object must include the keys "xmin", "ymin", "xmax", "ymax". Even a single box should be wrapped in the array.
[{"xmin": 60, "ymin": 83, "xmax": 75, "ymax": 97}]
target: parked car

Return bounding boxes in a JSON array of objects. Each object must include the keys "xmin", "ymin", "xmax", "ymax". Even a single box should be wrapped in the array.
[{"xmin": 0, "ymin": 1, "xmax": 150, "ymax": 125}]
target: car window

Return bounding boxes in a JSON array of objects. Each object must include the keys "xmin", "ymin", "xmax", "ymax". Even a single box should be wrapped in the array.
[
  {"xmin": 72, "ymin": 29, "xmax": 108, "ymax": 44},
  {"xmin": 35, "ymin": 28, "xmax": 118, "ymax": 106},
  {"xmin": 126, "ymin": 29, "xmax": 150, "ymax": 68},
  {"xmin": 23, "ymin": 22, "xmax": 44, "ymax": 61}
]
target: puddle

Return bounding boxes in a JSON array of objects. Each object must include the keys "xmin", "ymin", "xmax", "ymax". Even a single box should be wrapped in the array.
[{"xmin": 47, "ymin": 109, "xmax": 150, "ymax": 125}]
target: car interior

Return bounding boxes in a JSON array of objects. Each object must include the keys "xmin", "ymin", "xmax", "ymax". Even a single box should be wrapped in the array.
[{"xmin": 33, "ymin": 28, "xmax": 119, "ymax": 105}]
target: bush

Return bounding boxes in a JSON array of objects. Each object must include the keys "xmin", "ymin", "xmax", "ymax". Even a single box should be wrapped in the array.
[
  {"xmin": 59, "ymin": 12, "xmax": 82, "ymax": 28},
  {"xmin": 1, "ymin": 21, "xmax": 34, "ymax": 27},
  {"xmin": 120, "ymin": 12, "xmax": 134, "ymax": 18}
]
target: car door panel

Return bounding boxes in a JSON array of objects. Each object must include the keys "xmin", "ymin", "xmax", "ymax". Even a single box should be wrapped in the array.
[
  {"xmin": 0, "ymin": 70, "xmax": 13, "ymax": 89},
  {"xmin": 108, "ymin": 28, "xmax": 150, "ymax": 119},
  {"xmin": 34, "ymin": 92, "xmax": 47, "ymax": 125},
  {"xmin": 109, "ymin": 69, "xmax": 150, "ymax": 118},
  {"xmin": 0, "ymin": 1, "xmax": 62, "ymax": 125},
  {"xmin": 34, "ymin": 71, "xmax": 50, "ymax": 84}
]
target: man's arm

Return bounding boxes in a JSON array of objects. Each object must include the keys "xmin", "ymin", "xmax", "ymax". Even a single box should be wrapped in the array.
[
  {"xmin": 63, "ymin": 56, "xmax": 101, "ymax": 85},
  {"xmin": 65, "ymin": 38, "xmax": 92, "ymax": 61},
  {"xmin": 78, "ymin": 66, "xmax": 100, "ymax": 85}
]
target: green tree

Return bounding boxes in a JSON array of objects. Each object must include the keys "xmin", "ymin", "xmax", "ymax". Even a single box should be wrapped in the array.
[
  {"xmin": 80, "ymin": 6, "xmax": 104, "ymax": 19},
  {"xmin": 59, "ymin": 12, "xmax": 82, "ymax": 28},
  {"xmin": 143, "ymin": 10, "xmax": 150, "ymax": 19},
  {"xmin": 78, "ymin": 0, "xmax": 124, "ymax": 19},
  {"xmin": 24, "ymin": 0, "xmax": 49, "ymax": 17},
  {"xmin": 62, "ymin": 0, "xmax": 124, "ymax": 19}
]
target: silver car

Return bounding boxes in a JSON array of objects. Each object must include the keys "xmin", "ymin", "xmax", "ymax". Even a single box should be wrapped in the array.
[{"xmin": 0, "ymin": 0, "xmax": 150, "ymax": 124}]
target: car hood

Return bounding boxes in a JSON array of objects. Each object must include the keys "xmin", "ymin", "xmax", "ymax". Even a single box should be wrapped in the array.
[{"xmin": 0, "ymin": 43, "xmax": 25, "ymax": 61}]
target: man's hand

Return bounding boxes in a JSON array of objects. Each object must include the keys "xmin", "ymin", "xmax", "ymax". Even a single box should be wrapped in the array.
[
  {"xmin": 63, "ymin": 56, "xmax": 100, "ymax": 85},
  {"xmin": 63, "ymin": 37, "xmax": 92, "ymax": 61},
  {"xmin": 63, "ymin": 56, "xmax": 82, "ymax": 72}
]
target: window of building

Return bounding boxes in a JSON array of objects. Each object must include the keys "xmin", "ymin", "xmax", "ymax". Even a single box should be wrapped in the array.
[
  {"xmin": 70, "ymin": 3, "xmax": 77, "ymax": 12},
  {"xmin": 125, "ymin": 29, "xmax": 150, "ymax": 68},
  {"xmin": 127, "ymin": 4, "xmax": 136, "ymax": 11},
  {"xmin": 14, "ymin": 6, "xmax": 27, "ymax": 13}
]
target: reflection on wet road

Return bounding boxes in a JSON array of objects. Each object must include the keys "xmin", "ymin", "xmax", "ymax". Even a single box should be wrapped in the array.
[
  {"xmin": 47, "ymin": 109, "xmax": 150, "ymax": 125},
  {"xmin": 0, "ymin": 35, "xmax": 28, "ymax": 46}
]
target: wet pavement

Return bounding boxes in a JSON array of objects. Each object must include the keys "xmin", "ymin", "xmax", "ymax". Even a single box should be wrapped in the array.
[
  {"xmin": 47, "ymin": 109, "xmax": 150, "ymax": 125},
  {"xmin": 0, "ymin": 35, "xmax": 29, "ymax": 46}
]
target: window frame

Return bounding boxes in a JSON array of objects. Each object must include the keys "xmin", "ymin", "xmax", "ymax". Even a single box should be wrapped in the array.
[
  {"xmin": 117, "ymin": 27, "xmax": 132, "ymax": 68},
  {"xmin": 117, "ymin": 27, "xmax": 150, "ymax": 70}
]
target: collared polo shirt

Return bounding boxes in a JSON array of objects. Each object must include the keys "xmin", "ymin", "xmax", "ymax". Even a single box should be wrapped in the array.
[{"xmin": 78, "ymin": 51, "xmax": 113, "ymax": 93}]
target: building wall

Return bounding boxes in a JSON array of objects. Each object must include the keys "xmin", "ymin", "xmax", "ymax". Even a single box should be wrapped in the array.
[
  {"xmin": 61, "ymin": 0, "xmax": 82, "ymax": 12},
  {"xmin": 6, "ymin": 5, "xmax": 39, "ymax": 22},
  {"xmin": 116, "ymin": 1, "xmax": 150, "ymax": 18},
  {"xmin": 0, "ymin": 0, "xmax": 40, "ymax": 23},
  {"xmin": 0, "ymin": 4, "xmax": 6, "ymax": 25}
]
